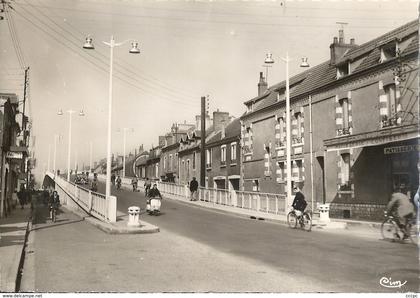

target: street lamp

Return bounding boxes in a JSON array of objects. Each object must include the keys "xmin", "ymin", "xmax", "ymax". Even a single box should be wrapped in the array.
[
  {"xmin": 53, "ymin": 134, "xmax": 61, "ymax": 177},
  {"xmin": 58, "ymin": 109, "xmax": 85, "ymax": 181},
  {"xmin": 264, "ymin": 53, "xmax": 310, "ymax": 211},
  {"xmin": 83, "ymin": 35, "xmax": 140, "ymax": 200}
]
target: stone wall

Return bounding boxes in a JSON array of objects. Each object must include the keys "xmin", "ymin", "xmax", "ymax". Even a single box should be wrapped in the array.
[{"xmin": 330, "ymin": 203, "xmax": 387, "ymax": 221}]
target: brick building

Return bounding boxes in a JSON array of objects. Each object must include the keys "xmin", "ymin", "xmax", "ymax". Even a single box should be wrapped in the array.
[
  {"xmin": 206, "ymin": 118, "xmax": 241, "ymax": 190},
  {"xmin": 241, "ymin": 20, "xmax": 418, "ymax": 220}
]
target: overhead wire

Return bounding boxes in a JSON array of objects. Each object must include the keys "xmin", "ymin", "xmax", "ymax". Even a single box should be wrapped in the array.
[
  {"xmin": 10, "ymin": 4, "xmax": 201, "ymax": 109},
  {"xmin": 13, "ymin": 1, "xmax": 415, "ymax": 29},
  {"xmin": 4, "ymin": 6, "xmax": 25, "ymax": 69}
]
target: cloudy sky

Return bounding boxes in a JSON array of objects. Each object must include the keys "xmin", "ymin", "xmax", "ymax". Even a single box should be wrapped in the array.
[{"xmin": 0, "ymin": 0, "xmax": 417, "ymax": 181}]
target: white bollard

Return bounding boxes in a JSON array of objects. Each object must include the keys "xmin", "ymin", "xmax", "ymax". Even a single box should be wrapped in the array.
[
  {"xmin": 127, "ymin": 206, "xmax": 141, "ymax": 227},
  {"xmin": 319, "ymin": 203, "xmax": 331, "ymax": 222}
]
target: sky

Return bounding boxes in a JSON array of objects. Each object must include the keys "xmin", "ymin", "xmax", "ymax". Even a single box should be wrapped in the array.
[{"xmin": 0, "ymin": 0, "xmax": 418, "ymax": 182}]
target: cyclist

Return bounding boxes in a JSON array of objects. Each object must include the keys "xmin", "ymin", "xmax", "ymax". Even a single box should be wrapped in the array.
[
  {"xmin": 144, "ymin": 178, "xmax": 152, "ymax": 196},
  {"xmin": 292, "ymin": 185, "xmax": 307, "ymax": 218},
  {"xmin": 386, "ymin": 189, "xmax": 415, "ymax": 239}
]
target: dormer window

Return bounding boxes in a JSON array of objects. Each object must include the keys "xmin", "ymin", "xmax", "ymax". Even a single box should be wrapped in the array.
[
  {"xmin": 336, "ymin": 63, "xmax": 349, "ymax": 79},
  {"xmin": 380, "ymin": 42, "xmax": 398, "ymax": 62}
]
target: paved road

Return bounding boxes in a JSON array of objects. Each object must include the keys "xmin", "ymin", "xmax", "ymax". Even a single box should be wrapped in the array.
[
  {"xmin": 22, "ymin": 182, "xmax": 419, "ymax": 292},
  {"xmin": 104, "ymin": 183, "xmax": 419, "ymax": 293}
]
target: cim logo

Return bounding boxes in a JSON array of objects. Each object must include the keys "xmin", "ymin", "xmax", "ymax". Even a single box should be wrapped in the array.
[{"xmin": 379, "ymin": 277, "xmax": 407, "ymax": 289}]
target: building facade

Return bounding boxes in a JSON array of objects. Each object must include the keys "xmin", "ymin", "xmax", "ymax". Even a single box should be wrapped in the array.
[
  {"xmin": 240, "ymin": 20, "xmax": 418, "ymax": 220},
  {"xmin": 206, "ymin": 118, "xmax": 241, "ymax": 190}
]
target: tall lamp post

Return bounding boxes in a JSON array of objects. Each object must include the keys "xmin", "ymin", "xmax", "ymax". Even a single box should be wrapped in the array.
[
  {"xmin": 58, "ymin": 109, "xmax": 85, "ymax": 181},
  {"xmin": 53, "ymin": 134, "xmax": 61, "ymax": 176},
  {"xmin": 264, "ymin": 52, "xmax": 309, "ymax": 211},
  {"xmin": 118, "ymin": 128, "xmax": 134, "ymax": 178},
  {"xmin": 83, "ymin": 36, "xmax": 140, "ymax": 200}
]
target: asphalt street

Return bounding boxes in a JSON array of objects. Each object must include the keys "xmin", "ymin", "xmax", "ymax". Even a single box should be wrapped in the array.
[
  {"xmin": 106, "ymin": 183, "xmax": 420, "ymax": 293},
  {"xmin": 21, "ymin": 183, "xmax": 419, "ymax": 292}
]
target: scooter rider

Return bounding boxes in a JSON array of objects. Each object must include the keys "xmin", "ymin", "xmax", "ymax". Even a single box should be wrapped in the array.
[{"xmin": 147, "ymin": 184, "xmax": 162, "ymax": 215}]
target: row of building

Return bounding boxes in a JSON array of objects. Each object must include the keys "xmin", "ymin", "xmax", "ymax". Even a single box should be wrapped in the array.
[
  {"xmin": 97, "ymin": 20, "xmax": 419, "ymax": 221},
  {"xmin": 0, "ymin": 92, "xmax": 34, "ymax": 218}
]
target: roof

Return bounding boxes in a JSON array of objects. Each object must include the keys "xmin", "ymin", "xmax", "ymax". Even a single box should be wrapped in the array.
[
  {"xmin": 243, "ymin": 20, "xmax": 418, "ymax": 117},
  {"xmin": 207, "ymin": 118, "xmax": 241, "ymax": 145}
]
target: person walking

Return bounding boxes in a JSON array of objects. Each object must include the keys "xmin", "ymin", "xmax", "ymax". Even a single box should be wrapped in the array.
[{"xmin": 189, "ymin": 177, "xmax": 199, "ymax": 201}]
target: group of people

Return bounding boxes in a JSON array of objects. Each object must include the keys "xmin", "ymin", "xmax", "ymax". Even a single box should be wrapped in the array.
[
  {"xmin": 111, "ymin": 173, "xmax": 122, "ymax": 189},
  {"xmin": 41, "ymin": 188, "xmax": 60, "ymax": 220}
]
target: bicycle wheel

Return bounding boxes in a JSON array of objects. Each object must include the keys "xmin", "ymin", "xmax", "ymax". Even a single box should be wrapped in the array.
[
  {"xmin": 287, "ymin": 211, "xmax": 298, "ymax": 228},
  {"xmin": 407, "ymin": 221, "xmax": 419, "ymax": 246},
  {"xmin": 381, "ymin": 218, "xmax": 397, "ymax": 241},
  {"xmin": 302, "ymin": 212, "xmax": 312, "ymax": 232}
]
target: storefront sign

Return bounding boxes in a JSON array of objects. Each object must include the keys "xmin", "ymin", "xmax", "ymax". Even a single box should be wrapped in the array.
[
  {"xmin": 6, "ymin": 151, "xmax": 23, "ymax": 159},
  {"xmin": 384, "ymin": 144, "xmax": 420, "ymax": 155}
]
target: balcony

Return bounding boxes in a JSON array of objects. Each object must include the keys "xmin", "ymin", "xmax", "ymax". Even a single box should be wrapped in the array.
[
  {"xmin": 292, "ymin": 137, "xmax": 303, "ymax": 145},
  {"xmin": 337, "ymin": 127, "xmax": 351, "ymax": 136},
  {"xmin": 275, "ymin": 139, "xmax": 285, "ymax": 148},
  {"xmin": 381, "ymin": 115, "xmax": 398, "ymax": 128}
]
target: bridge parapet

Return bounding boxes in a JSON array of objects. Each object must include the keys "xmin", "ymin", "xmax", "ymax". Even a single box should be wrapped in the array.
[{"xmin": 45, "ymin": 172, "xmax": 117, "ymax": 223}]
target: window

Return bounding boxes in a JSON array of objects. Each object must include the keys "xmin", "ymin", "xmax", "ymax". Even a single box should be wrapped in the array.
[
  {"xmin": 275, "ymin": 117, "xmax": 285, "ymax": 147},
  {"xmin": 381, "ymin": 42, "xmax": 397, "ymax": 62},
  {"xmin": 382, "ymin": 84, "xmax": 399, "ymax": 127},
  {"xmin": 169, "ymin": 154, "xmax": 173, "ymax": 171},
  {"xmin": 221, "ymin": 145, "xmax": 226, "ymax": 166},
  {"xmin": 340, "ymin": 153, "xmax": 351, "ymax": 190},
  {"xmin": 163, "ymin": 156, "xmax": 167, "ymax": 170},
  {"xmin": 206, "ymin": 148, "xmax": 212, "ymax": 168},
  {"xmin": 243, "ymin": 126, "xmax": 253, "ymax": 154},
  {"xmin": 252, "ymin": 179, "xmax": 259, "ymax": 192},
  {"xmin": 336, "ymin": 63, "xmax": 349, "ymax": 79},
  {"xmin": 192, "ymin": 152, "xmax": 196, "ymax": 170},
  {"xmin": 340, "ymin": 98, "xmax": 350, "ymax": 134},
  {"xmin": 155, "ymin": 163, "xmax": 159, "ymax": 178},
  {"xmin": 292, "ymin": 112, "xmax": 303, "ymax": 144},
  {"xmin": 186, "ymin": 159, "xmax": 190, "ymax": 179},
  {"xmin": 230, "ymin": 142, "xmax": 237, "ymax": 162},
  {"xmin": 295, "ymin": 160, "xmax": 303, "ymax": 181},
  {"xmin": 277, "ymin": 162, "xmax": 285, "ymax": 182}
]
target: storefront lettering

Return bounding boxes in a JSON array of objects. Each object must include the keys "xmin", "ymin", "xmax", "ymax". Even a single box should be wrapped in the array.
[{"xmin": 384, "ymin": 145, "xmax": 420, "ymax": 155}]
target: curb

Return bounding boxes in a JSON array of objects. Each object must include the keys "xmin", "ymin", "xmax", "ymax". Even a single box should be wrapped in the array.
[
  {"xmin": 164, "ymin": 195, "xmax": 384, "ymax": 232},
  {"xmin": 63, "ymin": 206, "xmax": 159, "ymax": 235}
]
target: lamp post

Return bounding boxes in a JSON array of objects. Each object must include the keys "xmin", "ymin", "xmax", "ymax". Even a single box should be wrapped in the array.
[
  {"xmin": 264, "ymin": 52, "xmax": 309, "ymax": 211},
  {"xmin": 83, "ymin": 35, "xmax": 140, "ymax": 199},
  {"xmin": 58, "ymin": 109, "xmax": 85, "ymax": 181},
  {"xmin": 118, "ymin": 128, "xmax": 134, "ymax": 178},
  {"xmin": 53, "ymin": 134, "xmax": 61, "ymax": 177}
]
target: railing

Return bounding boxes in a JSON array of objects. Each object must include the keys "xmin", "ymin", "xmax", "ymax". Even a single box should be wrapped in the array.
[
  {"xmin": 97, "ymin": 174, "xmax": 287, "ymax": 216},
  {"xmin": 46, "ymin": 172, "xmax": 117, "ymax": 223}
]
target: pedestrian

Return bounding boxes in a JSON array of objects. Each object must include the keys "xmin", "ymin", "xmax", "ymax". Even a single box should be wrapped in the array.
[
  {"xmin": 17, "ymin": 187, "xmax": 25, "ymax": 209},
  {"xmin": 144, "ymin": 178, "xmax": 152, "ymax": 196},
  {"xmin": 189, "ymin": 177, "xmax": 198, "ymax": 201},
  {"xmin": 111, "ymin": 173, "xmax": 116, "ymax": 186}
]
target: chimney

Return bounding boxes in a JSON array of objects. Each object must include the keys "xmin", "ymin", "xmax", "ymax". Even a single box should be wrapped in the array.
[
  {"xmin": 258, "ymin": 72, "xmax": 268, "ymax": 96},
  {"xmin": 213, "ymin": 110, "xmax": 230, "ymax": 133},
  {"xmin": 221, "ymin": 124, "xmax": 226, "ymax": 139},
  {"xmin": 329, "ymin": 30, "xmax": 357, "ymax": 65}
]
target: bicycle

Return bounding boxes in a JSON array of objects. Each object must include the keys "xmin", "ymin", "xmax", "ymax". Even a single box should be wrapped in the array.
[
  {"xmin": 287, "ymin": 208, "xmax": 312, "ymax": 231},
  {"xmin": 381, "ymin": 211, "xmax": 418, "ymax": 245}
]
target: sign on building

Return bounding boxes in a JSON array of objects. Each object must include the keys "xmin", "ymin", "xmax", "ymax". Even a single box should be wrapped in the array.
[{"xmin": 384, "ymin": 144, "xmax": 420, "ymax": 155}]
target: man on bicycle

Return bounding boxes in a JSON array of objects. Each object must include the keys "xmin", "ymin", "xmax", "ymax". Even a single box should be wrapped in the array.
[
  {"xmin": 386, "ymin": 188, "xmax": 415, "ymax": 239},
  {"xmin": 292, "ymin": 185, "xmax": 307, "ymax": 218}
]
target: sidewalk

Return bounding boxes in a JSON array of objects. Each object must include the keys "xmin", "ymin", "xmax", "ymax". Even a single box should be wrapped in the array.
[
  {"xmin": 0, "ymin": 203, "xmax": 32, "ymax": 292},
  {"xmin": 164, "ymin": 194, "xmax": 382, "ymax": 239}
]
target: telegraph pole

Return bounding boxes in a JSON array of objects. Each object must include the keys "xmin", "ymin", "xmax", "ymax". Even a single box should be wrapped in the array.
[{"xmin": 200, "ymin": 96, "xmax": 206, "ymax": 187}]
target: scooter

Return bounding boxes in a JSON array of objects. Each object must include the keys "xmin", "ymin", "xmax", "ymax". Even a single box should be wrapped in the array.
[{"xmin": 146, "ymin": 197, "xmax": 162, "ymax": 216}]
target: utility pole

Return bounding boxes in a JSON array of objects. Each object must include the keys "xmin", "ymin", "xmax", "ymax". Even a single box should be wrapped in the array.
[
  {"xmin": 22, "ymin": 67, "xmax": 29, "ymax": 144},
  {"xmin": 200, "ymin": 96, "xmax": 206, "ymax": 187}
]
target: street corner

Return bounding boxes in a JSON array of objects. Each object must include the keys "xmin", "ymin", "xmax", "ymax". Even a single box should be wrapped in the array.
[{"xmin": 84, "ymin": 215, "xmax": 160, "ymax": 235}]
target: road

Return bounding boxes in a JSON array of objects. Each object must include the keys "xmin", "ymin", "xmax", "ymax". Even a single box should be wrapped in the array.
[{"xmin": 22, "ymin": 183, "xmax": 419, "ymax": 292}]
